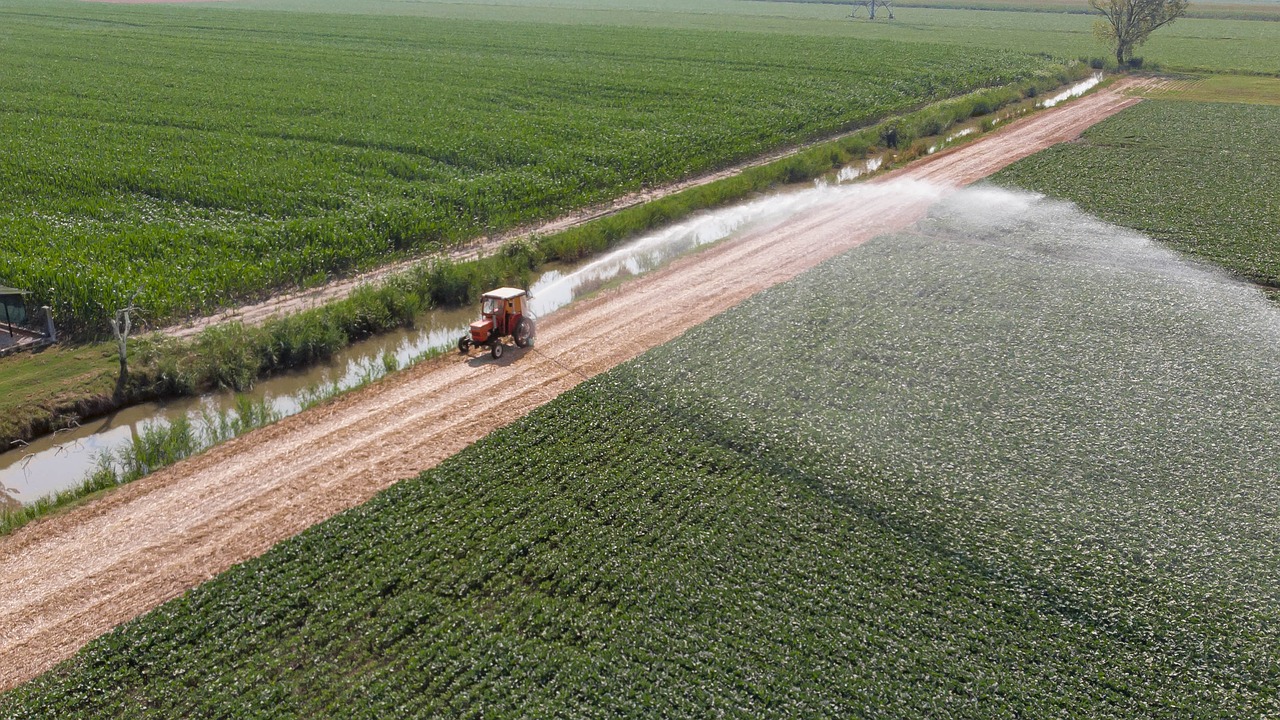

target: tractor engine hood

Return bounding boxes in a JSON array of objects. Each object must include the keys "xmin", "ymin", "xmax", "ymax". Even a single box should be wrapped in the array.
[{"xmin": 469, "ymin": 319, "xmax": 495, "ymax": 343}]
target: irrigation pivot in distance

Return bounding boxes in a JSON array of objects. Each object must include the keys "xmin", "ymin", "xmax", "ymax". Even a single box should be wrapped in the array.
[{"xmin": 850, "ymin": 0, "xmax": 894, "ymax": 20}]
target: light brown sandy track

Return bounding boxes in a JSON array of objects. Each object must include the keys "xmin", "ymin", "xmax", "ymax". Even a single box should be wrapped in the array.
[{"xmin": 0, "ymin": 78, "xmax": 1142, "ymax": 691}]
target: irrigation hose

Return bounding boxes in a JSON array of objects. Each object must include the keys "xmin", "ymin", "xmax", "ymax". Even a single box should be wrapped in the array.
[{"xmin": 529, "ymin": 345, "xmax": 589, "ymax": 381}]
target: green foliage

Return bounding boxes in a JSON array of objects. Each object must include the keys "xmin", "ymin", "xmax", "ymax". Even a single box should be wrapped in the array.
[
  {"xmin": 425, "ymin": 246, "xmax": 541, "ymax": 308},
  {"xmin": 1142, "ymin": 74, "xmax": 1280, "ymax": 106},
  {"xmin": 190, "ymin": 325, "xmax": 262, "ymax": 394},
  {"xmin": 994, "ymin": 100, "xmax": 1280, "ymax": 287},
  {"xmin": 131, "ymin": 271, "xmax": 428, "ymax": 394},
  {"xmin": 260, "ymin": 312, "xmax": 351, "ymax": 374},
  {"xmin": 6, "ymin": 193, "xmax": 1277, "ymax": 715},
  {"xmin": 0, "ymin": 0, "xmax": 1059, "ymax": 339},
  {"xmin": 1089, "ymin": 0, "xmax": 1189, "ymax": 65},
  {"xmin": 112, "ymin": 417, "xmax": 200, "ymax": 482}
]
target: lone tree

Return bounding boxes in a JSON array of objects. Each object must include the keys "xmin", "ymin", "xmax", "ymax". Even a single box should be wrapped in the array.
[{"xmin": 1090, "ymin": 0, "xmax": 1189, "ymax": 66}]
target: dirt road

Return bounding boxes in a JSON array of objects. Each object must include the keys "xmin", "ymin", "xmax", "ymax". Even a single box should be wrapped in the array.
[{"xmin": 0, "ymin": 80, "xmax": 1142, "ymax": 692}]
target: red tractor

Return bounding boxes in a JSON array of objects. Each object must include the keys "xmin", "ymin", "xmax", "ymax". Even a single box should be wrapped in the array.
[{"xmin": 457, "ymin": 287, "xmax": 535, "ymax": 359}]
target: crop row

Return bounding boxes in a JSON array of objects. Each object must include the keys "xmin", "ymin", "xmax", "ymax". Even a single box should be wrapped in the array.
[
  {"xmin": 5, "ymin": 190, "xmax": 1278, "ymax": 716},
  {"xmin": 0, "ymin": 0, "xmax": 1060, "ymax": 337},
  {"xmin": 4, "ymin": 380, "xmax": 1254, "ymax": 717},
  {"xmin": 993, "ymin": 99, "xmax": 1280, "ymax": 288}
]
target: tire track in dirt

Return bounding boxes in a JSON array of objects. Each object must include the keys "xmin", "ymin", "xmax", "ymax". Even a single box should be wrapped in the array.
[{"xmin": 0, "ymin": 79, "xmax": 1143, "ymax": 692}]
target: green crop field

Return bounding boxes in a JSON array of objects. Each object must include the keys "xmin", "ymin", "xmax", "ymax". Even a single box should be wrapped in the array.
[
  {"xmin": 994, "ymin": 99, "xmax": 1280, "ymax": 287},
  {"xmin": 6, "ymin": 190, "xmax": 1277, "ymax": 717},
  {"xmin": 1139, "ymin": 73, "xmax": 1280, "ymax": 104},
  {"xmin": 233, "ymin": 0, "xmax": 1280, "ymax": 74},
  {"xmin": 6, "ymin": 0, "xmax": 1280, "ymax": 342},
  {"xmin": 0, "ymin": 0, "xmax": 1063, "ymax": 339}
]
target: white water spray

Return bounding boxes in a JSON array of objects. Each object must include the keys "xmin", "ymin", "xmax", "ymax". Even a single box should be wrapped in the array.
[
  {"xmin": 1039, "ymin": 73, "xmax": 1103, "ymax": 108},
  {"xmin": 837, "ymin": 156, "xmax": 882, "ymax": 183}
]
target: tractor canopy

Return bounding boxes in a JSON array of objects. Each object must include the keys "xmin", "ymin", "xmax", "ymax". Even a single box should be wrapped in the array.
[
  {"xmin": 480, "ymin": 287, "xmax": 527, "ymax": 320},
  {"xmin": 481, "ymin": 287, "xmax": 526, "ymax": 301},
  {"xmin": 481, "ymin": 287, "xmax": 525, "ymax": 313}
]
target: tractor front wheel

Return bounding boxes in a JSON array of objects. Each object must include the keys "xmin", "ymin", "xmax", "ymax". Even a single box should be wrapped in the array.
[
  {"xmin": 457, "ymin": 337, "xmax": 471, "ymax": 354},
  {"xmin": 514, "ymin": 318, "xmax": 534, "ymax": 348},
  {"xmin": 491, "ymin": 343, "xmax": 504, "ymax": 360}
]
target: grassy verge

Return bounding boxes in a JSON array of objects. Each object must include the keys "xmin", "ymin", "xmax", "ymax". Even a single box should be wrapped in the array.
[
  {"xmin": 6, "ymin": 190, "xmax": 1276, "ymax": 715},
  {"xmin": 0, "ymin": 64, "xmax": 1088, "ymax": 453},
  {"xmin": 0, "ymin": 347, "xmax": 426, "ymax": 537},
  {"xmin": 993, "ymin": 98, "xmax": 1280, "ymax": 287},
  {"xmin": 0, "ymin": 345, "xmax": 120, "ymax": 450}
]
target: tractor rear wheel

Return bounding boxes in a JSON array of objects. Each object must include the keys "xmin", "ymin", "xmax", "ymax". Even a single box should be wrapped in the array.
[
  {"xmin": 514, "ymin": 318, "xmax": 533, "ymax": 348},
  {"xmin": 457, "ymin": 337, "xmax": 471, "ymax": 354},
  {"xmin": 491, "ymin": 343, "xmax": 504, "ymax": 360}
]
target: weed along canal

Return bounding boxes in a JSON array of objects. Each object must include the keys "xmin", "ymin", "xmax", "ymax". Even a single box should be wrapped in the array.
[{"xmin": 0, "ymin": 178, "xmax": 863, "ymax": 507}]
